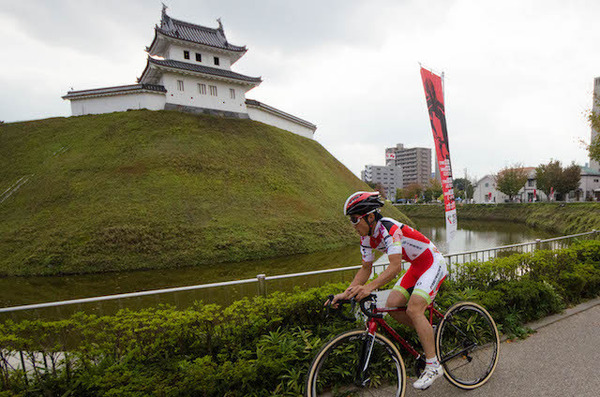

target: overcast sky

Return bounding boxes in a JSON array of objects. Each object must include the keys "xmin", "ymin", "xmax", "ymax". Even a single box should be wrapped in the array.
[{"xmin": 1, "ymin": 0, "xmax": 599, "ymax": 181}]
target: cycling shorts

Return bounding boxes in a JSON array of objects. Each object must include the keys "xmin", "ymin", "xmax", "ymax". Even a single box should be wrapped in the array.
[{"xmin": 393, "ymin": 252, "xmax": 447, "ymax": 304}]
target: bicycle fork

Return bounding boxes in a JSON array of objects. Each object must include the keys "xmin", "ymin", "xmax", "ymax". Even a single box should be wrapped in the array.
[{"xmin": 356, "ymin": 320, "xmax": 379, "ymax": 386}]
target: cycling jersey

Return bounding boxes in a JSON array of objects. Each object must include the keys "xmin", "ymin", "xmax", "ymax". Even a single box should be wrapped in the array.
[
  {"xmin": 360, "ymin": 217, "xmax": 447, "ymax": 303},
  {"xmin": 360, "ymin": 218, "xmax": 440, "ymax": 266}
]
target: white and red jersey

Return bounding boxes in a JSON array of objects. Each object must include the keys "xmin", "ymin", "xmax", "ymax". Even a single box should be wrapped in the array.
[{"xmin": 360, "ymin": 217, "xmax": 440, "ymax": 269}]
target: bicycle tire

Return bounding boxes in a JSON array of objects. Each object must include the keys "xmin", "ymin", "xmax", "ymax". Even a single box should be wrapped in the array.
[
  {"xmin": 435, "ymin": 301, "xmax": 500, "ymax": 389},
  {"xmin": 306, "ymin": 329, "xmax": 407, "ymax": 397}
]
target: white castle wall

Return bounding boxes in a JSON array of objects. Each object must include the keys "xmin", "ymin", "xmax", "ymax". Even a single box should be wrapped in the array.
[
  {"xmin": 247, "ymin": 106, "xmax": 315, "ymax": 139},
  {"xmin": 69, "ymin": 93, "xmax": 166, "ymax": 116},
  {"xmin": 161, "ymin": 72, "xmax": 248, "ymax": 114},
  {"xmin": 167, "ymin": 44, "xmax": 232, "ymax": 70}
]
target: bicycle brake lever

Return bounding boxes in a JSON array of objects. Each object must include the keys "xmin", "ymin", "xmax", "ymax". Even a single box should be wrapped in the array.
[{"xmin": 324, "ymin": 294, "xmax": 334, "ymax": 318}]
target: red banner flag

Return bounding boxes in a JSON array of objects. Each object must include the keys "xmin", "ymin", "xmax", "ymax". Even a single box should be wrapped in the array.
[{"xmin": 420, "ymin": 67, "xmax": 457, "ymax": 243}]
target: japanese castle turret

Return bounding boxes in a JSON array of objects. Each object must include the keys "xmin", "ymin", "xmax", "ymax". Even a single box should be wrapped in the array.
[{"xmin": 63, "ymin": 6, "xmax": 316, "ymax": 139}]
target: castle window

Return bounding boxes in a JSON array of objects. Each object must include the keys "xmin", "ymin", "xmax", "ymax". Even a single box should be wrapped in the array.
[
  {"xmin": 214, "ymin": 56, "xmax": 220, "ymax": 66},
  {"xmin": 177, "ymin": 80, "xmax": 184, "ymax": 91},
  {"xmin": 183, "ymin": 51, "xmax": 190, "ymax": 60},
  {"xmin": 209, "ymin": 85, "xmax": 218, "ymax": 96},
  {"xmin": 196, "ymin": 53, "xmax": 202, "ymax": 62},
  {"xmin": 198, "ymin": 83, "xmax": 206, "ymax": 95},
  {"xmin": 229, "ymin": 88, "xmax": 236, "ymax": 99}
]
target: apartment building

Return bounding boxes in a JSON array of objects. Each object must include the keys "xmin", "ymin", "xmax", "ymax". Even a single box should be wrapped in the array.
[
  {"xmin": 385, "ymin": 144, "xmax": 432, "ymax": 188},
  {"xmin": 361, "ymin": 165, "xmax": 403, "ymax": 201}
]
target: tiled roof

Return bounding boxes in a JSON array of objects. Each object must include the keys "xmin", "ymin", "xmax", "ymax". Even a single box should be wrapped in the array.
[
  {"xmin": 62, "ymin": 84, "xmax": 166, "ymax": 99},
  {"xmin": 580, "ymin": 165, "xmax": 600, "ymax": 175},
  {"xmin": 146, "ymin": 57, "xmax": 262, "ymax": 84},
  {"xmin": 158, "ymin": 11, "xmax": 246, "ymax": 52}
]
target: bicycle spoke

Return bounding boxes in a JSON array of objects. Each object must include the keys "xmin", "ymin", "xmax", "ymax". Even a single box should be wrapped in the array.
[
  {"xmin": 307, "ymin": 330, "xmax": 405, "ymax": 397},
  {"xmin": 436, "ymin": 303, "xmax": 499, "ymax": 389}
]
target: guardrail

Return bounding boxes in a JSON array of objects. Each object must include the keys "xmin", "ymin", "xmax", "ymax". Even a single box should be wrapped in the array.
[
  {"xmin": 444, "ymin": 230, "xmax": 599, "ymax": 266},
  {"xmin": 1, "ymin": 230, "xmax": 598, "ymax": 317}
]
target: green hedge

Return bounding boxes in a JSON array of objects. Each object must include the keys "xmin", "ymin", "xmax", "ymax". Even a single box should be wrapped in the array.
[{"xmin": 1, "ymin": 241, "xmax": 599, "ymax": 396}]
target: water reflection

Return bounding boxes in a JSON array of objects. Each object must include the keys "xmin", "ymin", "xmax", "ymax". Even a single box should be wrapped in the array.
[
  {"xmin": 0, "ymin": 245, "xmax": 361, "ymax": 308},
  {"xmin": 414, "ymin": 218, "xmax": 556, "ymax": 254}
]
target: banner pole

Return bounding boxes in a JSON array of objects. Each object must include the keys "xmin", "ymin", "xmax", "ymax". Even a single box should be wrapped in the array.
[{"xmin": 441, "ymin": 71, "xmax": 445, "ymax": 103}]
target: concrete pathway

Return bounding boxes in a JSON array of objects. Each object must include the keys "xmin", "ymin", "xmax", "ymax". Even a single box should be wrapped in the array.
[{"xmin": 404, "ymin": 297, "xmax": 600, "ymax": 397}]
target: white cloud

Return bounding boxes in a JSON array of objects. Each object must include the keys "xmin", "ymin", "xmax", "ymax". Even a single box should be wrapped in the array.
[{"xmin": 1, "ymin": 0, "xmax": 598, "ymax": 178}]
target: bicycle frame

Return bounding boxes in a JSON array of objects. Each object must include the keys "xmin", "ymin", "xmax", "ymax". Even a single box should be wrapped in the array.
[{"xmin": 366, "ymin": 303, "xmax": 446, "ymax": 360}]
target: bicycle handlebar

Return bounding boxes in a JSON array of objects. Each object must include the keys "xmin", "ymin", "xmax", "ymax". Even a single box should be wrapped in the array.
[{"xmin": 326, "ymin": 294, "xmax": 383, "ymax": 319}]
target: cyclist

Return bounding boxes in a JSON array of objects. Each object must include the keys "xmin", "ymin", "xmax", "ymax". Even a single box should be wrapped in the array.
[{"xmin": 329, "ymin": 191, "xmax": 448, "ymax": 390}]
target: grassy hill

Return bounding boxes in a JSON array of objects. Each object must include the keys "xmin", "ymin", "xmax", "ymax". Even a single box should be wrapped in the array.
[{"xmin": 0, "ymin": 110, "xmax": 410, "ymax": 276}]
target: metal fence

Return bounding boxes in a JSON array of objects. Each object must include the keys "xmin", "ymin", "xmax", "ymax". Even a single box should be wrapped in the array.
[
  {"xmin": 1, "ymin": 230, "xmax": 598, "ymax": 320},
  {"xmin": 444, "ymin": 230, "xmax": 599, "ymax": 266}
]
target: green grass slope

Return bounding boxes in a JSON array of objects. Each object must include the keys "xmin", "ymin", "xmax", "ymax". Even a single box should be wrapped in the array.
[{"xmin": 0, "ymin": 110, "xmax": 409, "ymax": 276}]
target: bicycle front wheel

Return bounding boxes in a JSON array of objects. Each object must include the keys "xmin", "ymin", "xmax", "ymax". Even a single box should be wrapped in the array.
[
  {"xmin": 436, "ymin": 301, "xmax": 500, "ymax": 389},
  {"xmin": 306, "ymin": 329, "xmax": 406, "ymax": 397}
]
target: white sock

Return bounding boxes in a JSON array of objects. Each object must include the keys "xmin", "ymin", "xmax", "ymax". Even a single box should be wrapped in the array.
[{"xmin": 426, "ymin": 357, "xmax": 440, "ymax": 367}]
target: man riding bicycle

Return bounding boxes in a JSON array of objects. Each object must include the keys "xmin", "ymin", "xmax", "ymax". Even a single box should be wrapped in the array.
[{"xmin": 330, "ymin": 191, "xmax": 448, "ymax": 390}]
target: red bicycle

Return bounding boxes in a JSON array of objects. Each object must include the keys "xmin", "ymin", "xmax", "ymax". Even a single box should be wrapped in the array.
[{"xmin": 306, "ymin": 294, "xmax": 500, "ymax": 396}]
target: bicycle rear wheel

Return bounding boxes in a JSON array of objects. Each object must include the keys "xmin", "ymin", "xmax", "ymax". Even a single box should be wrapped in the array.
[
  {"xmin": 435, "ymin": 302, "xmax": 500, "ymax": 389},
  {"xmin": 306, "ymin": 329, "xmax": 406, "ymax": 396}
]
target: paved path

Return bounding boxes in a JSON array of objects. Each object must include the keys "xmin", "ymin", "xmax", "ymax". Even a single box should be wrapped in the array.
[{"xmin": 404, "ymin": 298, "xmax": 600, "ymax": 397}]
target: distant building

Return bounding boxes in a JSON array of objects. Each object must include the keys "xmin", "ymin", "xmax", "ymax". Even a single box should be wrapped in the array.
[
  {"xmin": 473, "ymin": 166, "xmax": 600, "ymax": 203},
  {"xmin": 591, "ymin": 77, "xmax": 600, "ymax": 172},
  {"xmin": 385, "ymin": 144, "xmax": 431, "ymax": 188},
  {"xmin": 361, "ymin": 165, "xmax": 403, "ymax": 201},
  {"xmin": 472, "ymin": 175, "xmax": 498, "ymax": 203},
  {"xmin": 473, "ymin": 170, "xmax": 548, "ymax": 203},
  {"xmin": 579, "ymin": 165, "xmax": 600, "ymax": 201},
  {"xmin": 62, "ymin": 6, "xmax": 316, "ymax": 139}
]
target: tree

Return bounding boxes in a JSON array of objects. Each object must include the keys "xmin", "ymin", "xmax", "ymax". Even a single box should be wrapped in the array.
[
  {"xmin": 453, "ymin": 178, "xmax": 474, "ymax": 199},
  {"xmin": 395, "ymin": 188, "xmax": 403, "ymax": 201},
  {"xmin": 587, "ymin": 98, "xmax": 600, "ymax": 163},
  {"xmin": 365, "ymin": 181, "xmax": 386, "ymax": 198},
  {"xmin": 536, "ymin": 160, "xmax": 581, "ymax": 201},
  {"xmin": 495, "ymin": 165, "xmax": 529, "ymax": 201},
  {"xmin": 404, "ymin": 183, "xmax": 424, "ymax": 202},
  {"xmin": 558, "ymin": 163, "xmax": 582, "ymax": 199},
  {"xmin": 423, "ymin": 178, "xmax": 443, "ymax": 202},
  {"xmin": 536, "ymin": 161, "xmax": 561, "ymax": 199},
  {"xmin": 374, "ymin": 183, "xmax": 387, "ymax": 199},
  {"xmin": 590, "ymin": 135, "xmax": 600, "ymax": 163}
]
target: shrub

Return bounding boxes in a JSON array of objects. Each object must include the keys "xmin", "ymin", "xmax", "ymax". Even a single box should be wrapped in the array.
[{"xmin": 1, "ymin": 241, "xmax": 599, "ymax": 395}]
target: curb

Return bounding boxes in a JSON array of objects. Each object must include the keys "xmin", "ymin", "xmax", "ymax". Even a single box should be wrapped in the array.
[
  {"xmin": 499, "ymin": 297, "xmax": 600, "ymax": 342},
  {"xmin": 525, "ymin": 296, "xmax": 600, "ymax": 332}
]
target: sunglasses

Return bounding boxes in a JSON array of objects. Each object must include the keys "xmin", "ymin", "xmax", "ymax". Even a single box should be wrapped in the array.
[{"xmin": 349, "ymin": 214, "xmax": 367, "ymax": 225}]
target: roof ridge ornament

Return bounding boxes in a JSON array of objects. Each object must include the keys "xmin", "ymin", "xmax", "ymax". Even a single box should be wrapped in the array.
[
  {"xmin": 161, "ymin": 3, "xmax": 174, "ymax": 32},
  {"xmin": 216, "ymin": 18, "xmax": 229, "ymax": 45}
]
